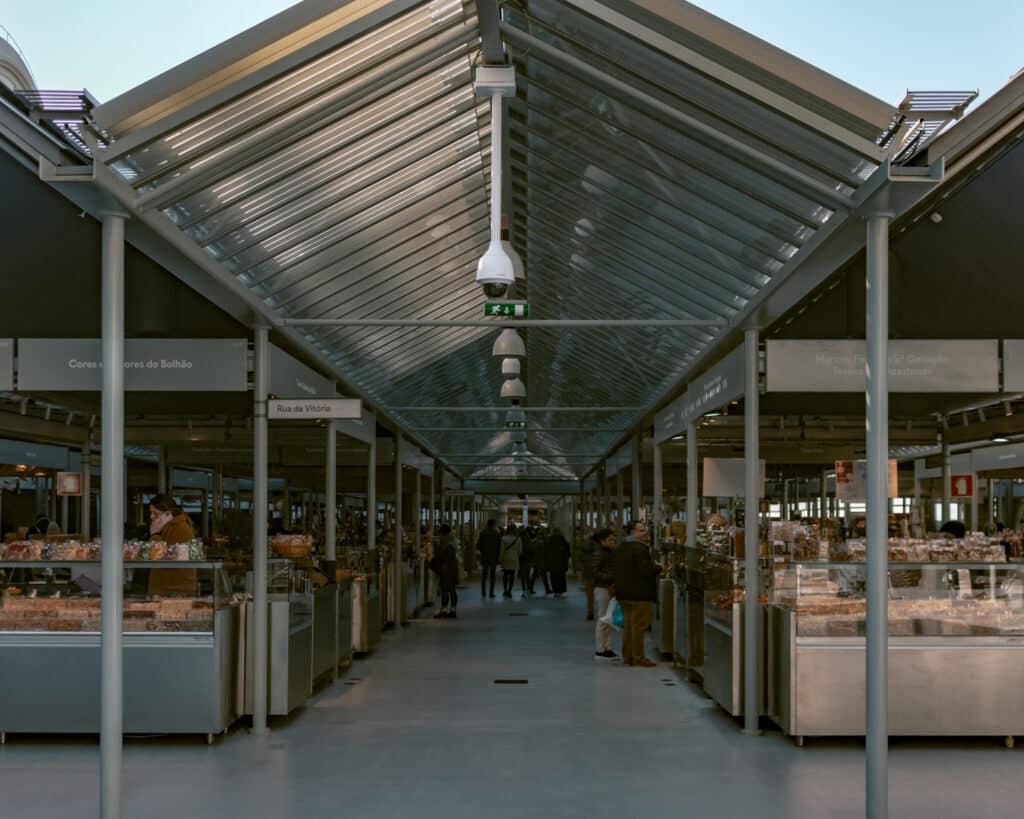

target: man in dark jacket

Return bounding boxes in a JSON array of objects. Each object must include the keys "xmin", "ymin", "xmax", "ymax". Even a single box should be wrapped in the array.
[
  {"xmin": 476, "ymin": 519, "xmax": 502, "ymax": 598},
  {"xmin": 544, "ymin": 528, "xmax": 572, "ymax": 597},
  {"xmin": 612, "ymin": 520, "xmax": 659, "ymax": 667}
]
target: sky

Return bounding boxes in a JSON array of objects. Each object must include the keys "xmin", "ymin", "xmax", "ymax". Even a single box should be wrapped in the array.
[{"xmin": 1, "ymin": 0, "xmax": 1022, "ymax": 107}]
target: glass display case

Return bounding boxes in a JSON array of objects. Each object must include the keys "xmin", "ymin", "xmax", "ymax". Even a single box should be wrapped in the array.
[
  {"xmin": 0, "ymin": 561, "xmax": 239, "ymax": 741},
  {"xmin": 702, "ymin": 553, "xmax": 750, "ymax": 716},
  {"xmin": 765, "ymin": 560, "xmax": 1024, "ymax": 744}
]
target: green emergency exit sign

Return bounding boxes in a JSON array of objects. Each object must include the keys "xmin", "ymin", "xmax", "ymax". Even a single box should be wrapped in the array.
[
  {"xmin": 485, "ymin": 302, "xmax": 530, "ymax": 318},
  {"xmin": 505, "ymin": 420, "xmax": 527, "ymax": 429}
]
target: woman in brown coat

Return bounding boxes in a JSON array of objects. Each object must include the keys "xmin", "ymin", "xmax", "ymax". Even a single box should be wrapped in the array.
[{"xmin": 147, "ymin": 494, "xmax": 197, "ymax": 595}]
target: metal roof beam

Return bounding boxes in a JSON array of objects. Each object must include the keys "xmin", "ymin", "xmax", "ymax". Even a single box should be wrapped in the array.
[
  {"xmin": 563, "ymin": 0, "xmax": 889, "ymax": 162},
  {"xmin": 500, "ymin": 23, "xmax": 854, "ymax": 213}
]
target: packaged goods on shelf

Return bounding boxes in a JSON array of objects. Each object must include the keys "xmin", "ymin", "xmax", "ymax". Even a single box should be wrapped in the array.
[{"xmin": 0, "ymin": 539, "xmax": 206, "ymax": 561}]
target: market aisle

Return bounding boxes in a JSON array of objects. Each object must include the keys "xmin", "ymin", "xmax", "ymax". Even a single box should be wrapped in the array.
[{"xmin": 1, "ymin": 581, "xmax": 1019, "ymax": 819}]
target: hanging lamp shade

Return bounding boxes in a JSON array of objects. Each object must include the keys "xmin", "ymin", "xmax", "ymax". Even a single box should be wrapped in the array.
[
  {"xmin": 492, "ymin": 328, "xmax": 525, "ymax": 357},
  {"xmin": 500, "ymin": 377, "xmax": 526, "ymax": 399},
  {"xmin": 501, "ymin": 358, "xmax": 521, "ymax": 377}
]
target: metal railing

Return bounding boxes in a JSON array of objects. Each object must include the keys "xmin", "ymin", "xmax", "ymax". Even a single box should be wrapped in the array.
[{"xmin": 0, "ymin": 25, "xmax": 35, "ymax": 86}]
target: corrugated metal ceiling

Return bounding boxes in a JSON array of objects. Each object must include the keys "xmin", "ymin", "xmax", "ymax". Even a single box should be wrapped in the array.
[{"xmin": 89, "ymin": 0, "xmax": 897, "ymax": 481}]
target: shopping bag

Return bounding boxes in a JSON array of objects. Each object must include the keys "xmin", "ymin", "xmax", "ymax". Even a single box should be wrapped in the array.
[{"xmin": 599, "ymin": 597, "xmax": 623, "ymax": 631}]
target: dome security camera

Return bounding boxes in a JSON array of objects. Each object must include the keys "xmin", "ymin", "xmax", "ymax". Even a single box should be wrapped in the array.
[{"xmin": 476, "ymin": 239, "xmax": 515, "ymax": 299}]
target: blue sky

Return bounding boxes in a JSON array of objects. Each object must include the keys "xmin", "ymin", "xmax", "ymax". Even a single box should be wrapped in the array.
[{"xmin": 1, "ymin": 0, "xmax": 1021, "ymax": 106}]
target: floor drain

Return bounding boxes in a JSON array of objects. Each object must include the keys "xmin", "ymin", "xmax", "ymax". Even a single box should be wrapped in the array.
[{"xmin": 494, "ymin": 679, "xmax": 529, "ymax": 685}]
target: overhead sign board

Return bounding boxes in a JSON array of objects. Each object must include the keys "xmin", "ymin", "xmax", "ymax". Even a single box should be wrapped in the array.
[
  {"xmin": 0, "ymin": 339, "xmax": 12, "ymax": 391},
  {"xmin": 654, "ymin": 395, "xmax": 686, "ymax": 445},
  {"xmin": 835, "ymin": 459, "xmax": 898, "ymax": 500},
  {"xmin": 702, "ymin": 457, "xmax": 765, "ymax": 498},
  {"xmin": 0, "ymin": 438, "xmax": 71, "ymax": 470},
  {"xmin": 766, "ymin": 340, "xmax": 999, "ymax": 392},
  {"xmin": 269, "ymin": 344, "xmax": 335, "ymax": 399},
  {"xmin": 970, "ymin": 443, "xmax": 1024, "ymax": 474},
  {"xmin": 1003, "ymin": 340, "xmax": 1024, "ymax": 391},
  {"xmin": 683, "ymin": 346, "xmax": 746, "ymax": 423},
  {"xmin": 17, "ymin": 339, "xmax": 248, "ymax": 391},
  {"xmin": 337, "ymin": 407, "xmax": 375, "ymax": 445},
  {"xmin": 268, "ymin": 398, "xmax": 362, "ymax": 420}
]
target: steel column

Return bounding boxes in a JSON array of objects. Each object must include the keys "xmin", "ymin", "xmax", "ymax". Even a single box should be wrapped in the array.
[
  {"xmin": 941, "ymin": 437, "xmax": 952, "ymax": 524},
  {"xmin": 820, "ymin": 468, "xmax": 828, "ymax": 532},
  {"xmin": 987, "ymin": 479, "xmax": 995, "ymax": 527},
  {"xmin": 157, "ymin": 446, "xmax": 167, "ymax": 495},
  {"xmin": 394, "ymin": 434, "xmax": 403, "ymax": 627},
  {"xmin": 82, "ymin": 433, "xmax": 92, "ymax": 538},
  {"xmin": 617, "ymin": 470, "xmax": 624, "ymax": 530},
  {"xmin": 100, "ymin": 212, "xmax": 126, "ymax": 819},
  {"xmin": 743, "ymin": 329, "xmax": 761, "ymax": 735},
  {"xmin": 653, "ymin": 442, "xmax": 663, "ymax": 552},
  {"xmin": 252, "ymin": 326, "xmax": 270, "ymax": 736},
  {"xmin": 631, "ymin": 433, "xmax": 642, "ymax": 522},
  {"xmin": 865, "ymin": 213, "xmax": 892, "ymax": 819},
  {"xmin": 368, "ymin": 438, "xmax": 377, "ymax": 551},
  {"xmin": 325, "ymin": 420, "xmax": 337, "ymax": 564},
  {"xmin": 414, "ymin": 473, "xmax": 422, "ymax": 558},
  {"xmin": 686, "ymin": 421, "xmax": 698, "ymax": 548}
]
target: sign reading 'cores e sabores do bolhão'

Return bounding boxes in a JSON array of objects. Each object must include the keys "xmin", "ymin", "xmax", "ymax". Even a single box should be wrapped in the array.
[{"xmin": 16, "ymin": 339, "xmax": 248, "ymax": 391}]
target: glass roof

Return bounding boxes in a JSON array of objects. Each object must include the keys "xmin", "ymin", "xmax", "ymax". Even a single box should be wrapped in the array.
[{"xmin": 94, "ymin": 0, "xmax": 895, "ymax": 481}]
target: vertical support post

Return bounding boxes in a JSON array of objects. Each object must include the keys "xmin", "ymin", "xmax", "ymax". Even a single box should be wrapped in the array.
[
  {"xmin": 941, "ymin": 436, "xmax": 952, "ymax": 525},
  {"xmin": 414, "ymin": 473, "xmax": 422, "ymax": 557},
  {"xmin": 686, "ymin": 421, "xmax": 698, "ymax": 548},
  {"xmin": 214, "ymin": 465, "xmax": 223, "ymax": 535},
  {"xmin": 782, "ymin": 479, "xmax": 789, "ymax": 521},
  {"xmin": 368, "ymin": 437, "xmax": 377, "ymax": 551},
  {"xmin": 820, "ymin": 468, "xmax": 828, "ymax": 534},
  {"xmin": 743, "ymin": 328, "xmax": 760, "ymax": 735},
  {"xmin": 632, "ymin": 434, "xmax": 642, "ymax": 521},
  {"xmin": 157, "ymin": 445, "xmax": 167, "ymax": 495},
  {"xmin": 200, "ymin": 484, "xmax": 209, "ymax": 537},
  {"xmin": 970, "ymin": 472, "xmax": 979, "ymax": 533},
  {"xmin": 82, "ymin": 432, "xmax": 92, "ymax": 539},
  {"xmin": 987, "ymin": 479, "xmax": 995, "ymax": 528},
  {"xmin": 62, "ymin": 451, "xmax": 71, "ymax": 531},
  {"xmin": 325, "ymin": 420, "xmax": 337, "ymax": 566},
  {"xmin": 394, "ymin": 434, "xmax": 403, "ymax": 627},
  {"xmin": 617, "ymin": 470, "xmax": 624, "ymax": 529},
  {"xmin": 100, "ymin": 212, "xmax": 127, "ymax": 819},
  {"xmin": 653, "ymin": 442, "xmax": 663, "ymax": 553},
  {"xmin": 252, "ymin": 326, "xmax": 270, "ymax": 736},
  {"xmin": 865, "ymin": 212, "xmax": 892, "ymax": 819}
]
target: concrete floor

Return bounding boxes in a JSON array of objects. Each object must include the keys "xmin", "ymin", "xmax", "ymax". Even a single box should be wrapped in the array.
[{"xmin": 1, "ymin": 581, "xmax": 1020, "ymax": 818}]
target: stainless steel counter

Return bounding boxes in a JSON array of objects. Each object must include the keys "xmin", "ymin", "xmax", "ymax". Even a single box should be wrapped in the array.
[
  {"xmin": 244, "ymin": 596, "xmax": 312, "ymax": 717},
  {"xmin": 312, "ymin": 584, "xmax": 338, "ymax": 686},
  {"xmin": 766, "ymin": 604, "xmax": 1024, "ymax": 743},
  {"xmin": 0, "ymin": 605, "xmax": 239, "ymax": 741},
  {"xmin": 352, "ymin": 575, "xmax": 382, "ymax": 653}
]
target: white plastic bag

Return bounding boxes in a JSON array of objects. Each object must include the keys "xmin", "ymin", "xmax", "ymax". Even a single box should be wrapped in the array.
[{"xmin": 599, "ymin": 596, "xmax": 622, "ymax": 631}]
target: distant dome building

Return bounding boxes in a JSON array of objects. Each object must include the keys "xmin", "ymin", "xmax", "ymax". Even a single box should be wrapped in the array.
[{"xmin": 0, "ymin": 27, "xmax": 36, "ymax": 91}]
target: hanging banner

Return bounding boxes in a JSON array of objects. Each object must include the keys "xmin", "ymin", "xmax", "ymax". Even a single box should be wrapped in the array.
[
  {"xmin": 0, "ymin": 339, "xmax": 12, "ymax": 391},
  {"xmin": 835, "ymin": 459, "xmax": 898, "ymax": 500},
  {"xmin": 683, "ymin": 346, "xmax": 745, "ymax": 422},
  {"xmin": 702, "ymin": 457, "xmax": 765, "ymax": 498},
  {"xmin": 17, "ymin": 339, "xmax": 248, "ymax": 391},
  {"xmin": 269, "ymin": 345, "xmax": 335, "ymax": 399},
  {"xmin": 268, "ymin": 397, "xmax": 362, "ymax": 420},
  {"xmin": 766, "ymin": 339, "xmax": 999, "ymax": 392}
]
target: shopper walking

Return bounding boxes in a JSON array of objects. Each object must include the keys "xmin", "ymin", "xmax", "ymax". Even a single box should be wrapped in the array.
[
  {"xmin": 519, "ymin": 527, "xmax": 535, "ymax": 595},
  {"xmin": 545, "ymin": 528, "xmax": 572, "ymax": 597},
  {"xmin": 530, "ymin": 527, "xmax": 553, "ymax": 595},
  {"xmin": 432, "ymin": 523, "xmax": 460, "ymax": 619},
  {"xmin": 578, "ymin": 531, "xmax": 598, "ymax": 620},
  {"xmin": 499, "ymin": 525, "xmax": 522, "ymax": 598},
  {"xmin": 612, "ymin": 520, "xmax": 659, "ymax": 667},
  {"xmin": 476, "ymin": 519, "xmax": 502, "ymax": 598},
  {"xmin": 592, "ymin": 528, "xmax": 617, "ymax": 659}
]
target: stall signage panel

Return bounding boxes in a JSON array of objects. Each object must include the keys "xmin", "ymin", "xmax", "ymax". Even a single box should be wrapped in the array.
[
  {"xmin": 766, "ymin": 339, "xmax": 999, "ymax": 392},
  {"xmin": 56, "ymin": 472, "xmax": 82, "ymax": 496},
  {"xmin": 835, "ymin": 459, "xmax": 898, "ymax": 500},
  {"xmin": 268, "ymin": 398, "xmax": 362, "ymax": 420},
  {"xmin": 337, "ymin": 408, "xmax": 375, "ymax": 445},
  {"xmin": 702, "ymin": 457, "xmax": 765, "ymax": 498},
  {"xmin": 1003, "ymin": 340, "xmax": 1024, "ymax": 391},
  {"xmin": 167, "ymin": 444, "xmax": 256, "ymax": 465},
  {"xmin": 654, "ymin": 395, "xmax": 686, "ymax": 444},
  {"xmin": 0, "ymin": 339, "xmax": 12, "ymax": 391},
  {"xmin": 269, "ymin": 345, "xmax": 334, "ymax": 399},
  {"xmin": 950, "ymin": 475, "xmax": 974, "ymax": 497},
  {"xmin": 0, "ymin": 438, "xmax": 70, "ymax": 470},
  {"xmin": 970, "ymin": 443, "xmax": 1024, "ymax": 473},
  {"xmin": 683, "ymin": 346, "xmax": 745, "ymax": 423},
  {"xmin": 17, "ymin": 339, "xmax": 248, "ymax": 391}
]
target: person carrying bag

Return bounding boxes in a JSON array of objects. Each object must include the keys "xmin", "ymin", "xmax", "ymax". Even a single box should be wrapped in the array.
[{"xmin": 499, "ymin": 525, "xmax": 522, "ymax": 598}]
